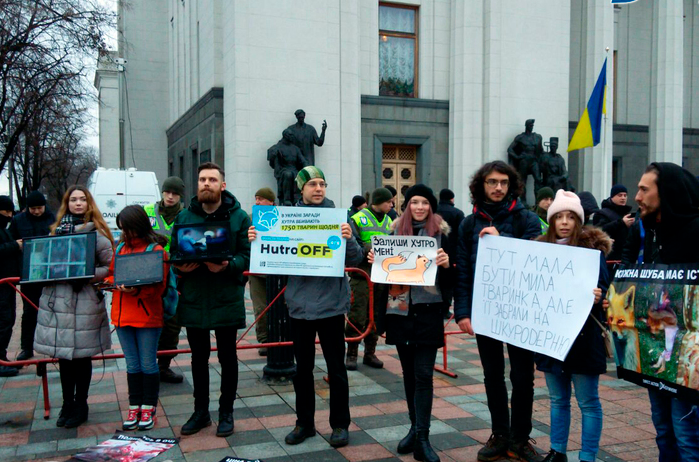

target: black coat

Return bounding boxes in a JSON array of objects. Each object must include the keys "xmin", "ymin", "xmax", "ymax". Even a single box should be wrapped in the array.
[
  {"xmin": 454, "ymin": 198, "xmax": 541, "ymax": 320},
  {"xmin": 535, "ymin": 227, "xmax": 612, "ymax": 375},
  {"xmin": 592, "ymin": 198, "xmax": 631, "ymax": 261},
  {"xmin": 384, "ymin": 218, "xmax": 451, "ymax": 347},
  {"xmin": 0, "ymin": 225, "xmax": 21, "ymax": 280},
  {"xmin": 436, "ymin": 201, "xmax": 465, "ymax": 257},
  {"xmin": 10, "ymin": 210, "xmax": 55, "ymax": 240}
]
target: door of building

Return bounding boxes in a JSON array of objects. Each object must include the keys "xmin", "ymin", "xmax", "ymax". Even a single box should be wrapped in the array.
[{"xmin": 381, "ymin": 145, "xmax": 417, "ymax": 214}]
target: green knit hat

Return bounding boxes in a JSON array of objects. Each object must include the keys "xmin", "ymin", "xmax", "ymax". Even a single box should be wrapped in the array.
[
  {"xmin": 162, "ymin": 176, "xmax": 185, "ymax": 197},
  {"xmin": 255, "ymin": 187, "xmax": 276, "ymax": 203},
  {"xmin": 371, "ymin": 187, "xmax": 393, "ymax": 205},
  {"xmin": 296, "ymin": 166, "xmax": 325, "ymax": 190},
  {"xmin": 536, "ymin": 187, "xmax": 555, "ymax": 204}
]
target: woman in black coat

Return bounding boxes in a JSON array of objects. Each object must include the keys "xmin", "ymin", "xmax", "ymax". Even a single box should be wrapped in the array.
[{"xmin": 368, "ymin": 184, "xmax": 451, "ymax": 462}]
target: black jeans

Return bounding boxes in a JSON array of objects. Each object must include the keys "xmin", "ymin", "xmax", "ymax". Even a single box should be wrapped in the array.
[
  {"xmin": 476, "ymin": 334, "xmax": 534, "ymax": 442},
  {"xmin": 20, "ymin": 285, "xmax": 42, "ymax": 352},
  {"xmin": 157, "ymin": 316, "xmax": 182, "ymax": 370},
  {"xmin": 0, "ymin": 286, "xmax": 16, "ymax": 360},
  {"xmin": 186, "ymin": 326, "xmax": 238, "ymax": 413},
  {"xmin": 290, "ymin": 314, "xmax": 350, "ymax": 430},
  {"xmin": 396, "ymin": 344, "xmax": 439, "ymax": 432},
  {"xmin": 58, "ymin": 357, "xmax": 92, "ymax": 404}
]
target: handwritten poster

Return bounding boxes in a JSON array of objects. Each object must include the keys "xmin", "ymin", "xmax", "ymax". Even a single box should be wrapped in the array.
[
  {"xmin": 250, "ymin": 205, "xmax": 347, "ymax": 277},
  {"xmin": 370, "ymin": 235, "xmax": 438, "ymax": 286},
  {"xmin": 609, "ymin": 264, "xmax": 699, "ymax": 403},
  {"xmin": 472, "ymin": 235, "xmax": 600, "ymax": 361}
]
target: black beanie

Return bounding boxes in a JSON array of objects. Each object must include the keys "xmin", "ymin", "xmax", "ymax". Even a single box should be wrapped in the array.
[
  {"xmin": 351, "ymin": 195, "xmax": 367, "ymax": 208},
  {"xmin": 610, "ymin": 184, "xmax": 627, "ymax": 198},
  {"xmin": 0, "ymin": 195, "xmax": 14, "ymax": 212},
  {"xmin": 439, "ymin": 188, "xmax": 455, "ymax": 202},
  {"xmin": 371, "ymin": 188, "xmax": 393, "ymax": 206},
  {"xmin": 162, "ymin": 176, "xmax": 185, "ymax": 196},
  {"xmin": 404, "ymin": 184, "xmax": 438, "ymax": 213},
  {"xmin": 535, "ymin": 187, "xmax": 555, "ymax": 204},
  {"xmin": 26, "ymin": 191, "xmax": 47, "ymax": 208}
]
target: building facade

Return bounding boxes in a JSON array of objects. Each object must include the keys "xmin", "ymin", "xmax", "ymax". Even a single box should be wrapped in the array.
[{"xmin": 95, "ymin": 0, "xmax": 699, "ymax": 211}]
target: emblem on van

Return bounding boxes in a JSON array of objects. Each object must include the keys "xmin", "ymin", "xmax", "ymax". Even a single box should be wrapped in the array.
[{"xmin": 106, "ymin": 199, "xmax": 117, "ymax": 209}]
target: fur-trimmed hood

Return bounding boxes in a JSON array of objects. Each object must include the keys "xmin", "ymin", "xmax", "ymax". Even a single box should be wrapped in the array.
[
  {"xmin": 536, "ymin": 225, "xmax": 612, "ymax": 256},
  {"xmin": 389, "ymin": 216, "xmax": 451, "ymax": 236}
]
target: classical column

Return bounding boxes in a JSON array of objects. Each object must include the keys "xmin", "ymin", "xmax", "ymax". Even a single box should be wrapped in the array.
[{"xmin": 649, "ymin": 1, "xmax": 683, "ymax": 164}]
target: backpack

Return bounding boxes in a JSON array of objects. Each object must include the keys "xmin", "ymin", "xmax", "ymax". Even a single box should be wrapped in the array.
[{"xmin": 115, "ymin": 242, "xmax": 179, "ymax": 320}]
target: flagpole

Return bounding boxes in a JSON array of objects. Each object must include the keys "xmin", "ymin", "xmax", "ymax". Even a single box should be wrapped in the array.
[{"xmin": 604, "ymin": 47, "xmax": 609, "ymax": 186}]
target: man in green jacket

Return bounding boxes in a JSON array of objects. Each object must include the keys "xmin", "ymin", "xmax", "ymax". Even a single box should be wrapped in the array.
[
  {"xmin": 172, "ymin": 162, "xmax": 251, "ymax": 438},
  {"xmin": 145, "ymin": 177, "xmax": 185, "ymax": 383}
]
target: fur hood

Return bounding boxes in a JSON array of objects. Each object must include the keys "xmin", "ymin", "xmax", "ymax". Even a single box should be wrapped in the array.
[
  {"xmin": 389, "ymin": 216, "xmax": 451, "ymax": 236},
  {"xmin": 536, "ymin": 225, "xmax": 612, "ymax": 256}
]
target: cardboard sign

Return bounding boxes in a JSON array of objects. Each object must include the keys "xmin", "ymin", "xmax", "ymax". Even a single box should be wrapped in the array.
[
  {"xmin": 609, "ymin": 264, "xmax": 699, "ymax": 403},
  {"xmin": 472, "ymin": 235, "xmax": 600, "ymax": 361},
  {"xmin": 370, "ymin": 235, "xmax": 438, "ymax": 286},
  {"xmin": 250, "ymin": 205, "xmax": 347, "ymax": 277}
]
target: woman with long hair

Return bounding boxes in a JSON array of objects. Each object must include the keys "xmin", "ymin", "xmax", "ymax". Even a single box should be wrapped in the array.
[
  {"xmin": 35, "ymin": 185, "xmax": 114, "ymax": 428},
  {"xmin": 535, "ymin": 190, "xmax": 611, "ymax": 462},
  {"xmin": 368, "ymin": 184, "xmax": 451, "ymax": 462},
  {"xmin": 107, "ymin": 205, "xmax": 169, "ymax": 431}
]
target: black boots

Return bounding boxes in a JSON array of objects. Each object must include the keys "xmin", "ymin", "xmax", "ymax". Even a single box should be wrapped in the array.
[
  {"xmin": 414, "ymin": 430, "xmax": 440, "ymax": 462},
  {"xmin": 216, "ymin": 410, "xmax": 234, "ymax": 437},
  {"xmin": 64, "ymin": 402, "xmax": 89, "ymax": 428},
  {"xmin": 56, "ymin": 401, "xmax": 73, "ymax": 427},
  {"xmin": 181, "ymin": 409, "xmax": 212, "ymax": 435},
  {"xmin": 542, "ymin": 449, "xmax": 568, "ymax": 462},
  {"xmin": 397, "ymin": 425, "xmax": 416, "ymax": 454}
]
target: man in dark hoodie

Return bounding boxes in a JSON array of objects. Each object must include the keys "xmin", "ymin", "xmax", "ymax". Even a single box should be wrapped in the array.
[
  {"xmin": 621, "ymin": 163, "xmax": 699, "ymax": 460},
  {"xmin": 172, "ymin": 162, "xmax": 251, "ymax": 438},
  {"xmin": 0, "ymin": 196, "xmax": 21, "ymax": 377},
  {"xmin": 593, "ymin": 184, "xmax": 634, "ymax": 262},
  {"xmin": 454, "ymin": 161, "xmax": 542, "ymax": 462},
  {"xmin": 9, "ymin": 191, "xmax": 55, "ymax": 361},
  {"xmin": 248, "ymin": 166, "xmax": 363, "ymax": 449}
]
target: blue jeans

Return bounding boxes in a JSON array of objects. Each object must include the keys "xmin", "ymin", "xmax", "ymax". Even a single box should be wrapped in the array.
[
  {"xmin": 116, "ymin": 327, "xmax": 162, "ymax": 375},
  {"xmin": 545, "ymin": 372, "xmax": 603, "ymax": 462},
  {"xmin": 648, "ymin": 389, "xmax": 699, "ymax": 462}
]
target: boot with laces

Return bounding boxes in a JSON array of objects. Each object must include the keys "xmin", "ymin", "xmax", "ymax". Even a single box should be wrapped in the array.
[
  {"xmin": 123, "ymin": 406, "xmax": 141, "ymax": 430},
  {"xmin": 138, "ymin": 405, "xmax": 156, "ymax": 431}
]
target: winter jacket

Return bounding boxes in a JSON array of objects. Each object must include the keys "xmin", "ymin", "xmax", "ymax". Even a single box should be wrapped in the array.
[
  {"xmin": 0, "ymin": 225, "xmax": 21, "ymax": 280},
  {"xmin": 107, "ymin": 239, "xmax": 168, "ymax": 329},
  {"xmin": 384, "ymin": 217, "xmax": 451, "ymax": 347},
  {"xmin": 592, "ymin": 198, "xmax": 632, "ymax": 261},
  {"xmin": 454, "ymin": 198, "xmax": 541, "ymax": 320},
  {"xmin": 284, "ymin": 197, "xmax": 364, "ymax": 320},
  {"xmin": 10, "ymin": 209, "xmax": 55, "ymax": 240},
  {"xmin": 172, "ymin": 190, "xmax": 251, "ymax": 329},
  {"xmin": 34, "ymin": 223, "xmax": 113, "ymax": 359},
  {"xmin": 621, "ymin": 162, "xmax": 699, "ymax": 266},
  {"xmin": 436, "ymin": 201, "xmax": 465, "ymax": 257},
  {"xmin": 534, "ymin": 227, "xmax": 612, "ymax": 375}
]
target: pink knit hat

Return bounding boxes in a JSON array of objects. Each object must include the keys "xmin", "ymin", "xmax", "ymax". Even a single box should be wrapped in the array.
[{"xmin": 547, "ymin": 190, "xmax": 585, "ymax": 223}]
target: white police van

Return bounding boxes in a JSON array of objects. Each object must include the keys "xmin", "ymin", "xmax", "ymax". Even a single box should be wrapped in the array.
[{"xmin": 87, "ymin": 168, "xmax": 161, "ymax": 241}]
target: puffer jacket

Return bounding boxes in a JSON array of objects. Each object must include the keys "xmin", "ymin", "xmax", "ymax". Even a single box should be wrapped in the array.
[
  {"xmin": 535, "ymin": 227, "xmax": 612, "ymax": 375},
  {"xmin": 592, "ymin": 198, "xmax": 632, "ymax": 261},
  {"xmin": 34, "ymin": 223, "xmax": 113, "ymax": 359},
  {"xmin": 454, "ymin": 198, "xmax": 541, "ymax": 320},
  {"xmin": 107, "ymin": 238, "xmax": 168, "ymax": 329}
]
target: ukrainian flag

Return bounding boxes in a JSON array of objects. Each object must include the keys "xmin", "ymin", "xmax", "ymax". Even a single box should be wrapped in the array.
[{"xmin": 568, "ymin": 58, "xmax": 607, "ymax": 152}]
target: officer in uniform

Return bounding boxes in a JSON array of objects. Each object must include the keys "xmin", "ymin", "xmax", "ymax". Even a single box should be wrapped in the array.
[
  {"xmin": 145, "ymin": 176, "xmax": 185, "ymax": 383},
  {"xmin": 346, "ymin": 187, "xmax": 394, "ymax": 370}
]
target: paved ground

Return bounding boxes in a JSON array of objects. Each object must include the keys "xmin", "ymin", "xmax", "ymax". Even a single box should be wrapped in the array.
[{"xmin": 0, "ymin": 290, "xmax": 659, "ymax": 462}]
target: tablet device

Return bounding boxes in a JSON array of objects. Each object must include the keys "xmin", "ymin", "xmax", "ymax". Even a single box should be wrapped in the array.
[
  {"xmin": 114, "ymin": 250, "xmax": 164, "ymax": 287},
  {"xmin": 20, "ymin": 232, "xmax": 96, "ymax": 284},
  {"xmin": 169, "ymin": 222, "xmax": 233, "ymax": 263}
]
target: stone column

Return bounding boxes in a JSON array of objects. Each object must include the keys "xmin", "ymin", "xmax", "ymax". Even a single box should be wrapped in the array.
[{"xmin": 649, "ymin": 1, "xmax": 683, "ymax": 164}]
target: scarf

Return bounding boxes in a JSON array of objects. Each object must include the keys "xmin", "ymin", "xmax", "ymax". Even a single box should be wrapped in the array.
[
  {"xmin": 55, "ymin": 213, "xmax": 84, "ymax": 235},
  {"xmin": 159, "ymin": 200, "xmax": 183, "ymax": 226}
]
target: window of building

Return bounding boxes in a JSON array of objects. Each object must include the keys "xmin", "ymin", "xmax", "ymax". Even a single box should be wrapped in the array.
[{"xmin": 379, "ymin": 3, "xmax": 418, "ymax": 98}]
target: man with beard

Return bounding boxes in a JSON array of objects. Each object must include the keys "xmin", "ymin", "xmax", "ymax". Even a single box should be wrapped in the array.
[
  {"xmin": 0, "ymin": 196, "xmax": 21, "ymax": 377},
  {"xmin": 621, "ymin": 163, "xmax": 699, "ymax": 461},
  {"xmin": 172, "ymin": 162, "xmax": 251, "ymax": 438},
  {"xmin": 593, "ymin": 184, "xmax": 634, "ymax": 263},
  {"xmin": 454, "ymin": 161, "xmax": 542, "ymax": 462},
  {"xmin": 9, "ymin": 191, "xmax": 54, "ymax": 361}
]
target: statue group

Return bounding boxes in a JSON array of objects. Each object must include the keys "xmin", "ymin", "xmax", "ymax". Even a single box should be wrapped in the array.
[
  {"xmin": 507, "ymin": 119, "xmax": 574, "ymax": 206},
  {"xmin": 267, "ymin": 109, "xmax": 327, "ymax": 205}
]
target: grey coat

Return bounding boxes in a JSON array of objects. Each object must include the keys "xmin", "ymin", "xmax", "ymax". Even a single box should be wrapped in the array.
[
  {"xmin": 34, "ymin": 223, "xmax": 113, "ymax": 359},
  {"xmin": 284, "ymin": 198, "xmax": 364, "ymax": 320}
]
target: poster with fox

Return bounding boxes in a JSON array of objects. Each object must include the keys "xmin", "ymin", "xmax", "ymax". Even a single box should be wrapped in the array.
[
  {"xmin": 370, "ymin": 235, "xmax": 439, "ymax": 286},
  {"xmin": 608, "ymin": 264, "xmax": 699, "ymax": 403}
]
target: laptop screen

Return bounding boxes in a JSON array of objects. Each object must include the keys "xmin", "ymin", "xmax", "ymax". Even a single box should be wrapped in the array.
[
  {"xmin": 170, "ymin": 222, "xmax": 233, "ymax": 262},
  {"xmin": 114, "ymin": 250, "xmax": 164, "ymax": 287},
  {"xmin": 21, "ymin": 233, "xmax": 97, "ymax": 284}
]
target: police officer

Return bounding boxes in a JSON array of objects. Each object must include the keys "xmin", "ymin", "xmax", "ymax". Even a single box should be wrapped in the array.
[
  {"xmin": 346, "ymin": 187, "xmax": 393, "ymax": 370},
  {"xmin": 145, "ymin": 176, "xmax": 185, "ymax": 383}
]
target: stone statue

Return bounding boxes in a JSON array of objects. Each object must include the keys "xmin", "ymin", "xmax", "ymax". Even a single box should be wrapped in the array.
[
  {"xmin": 267, "ymin": 129, "xmax": 309, "ymax": 206},
  {"xmin": 541, "ymin": 137, "xmax": 575, "ymax": 192},
  {"xmin": 285, "ymin": 109, "xmax": 327, "ymax": 166},
  {"xmin": 507, "ymin": 119, "xmax": 544, "ymax": 205}
]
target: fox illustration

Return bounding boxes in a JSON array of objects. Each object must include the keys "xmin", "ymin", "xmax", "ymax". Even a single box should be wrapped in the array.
[
  {"xmin": 607, "ymin": 284, "xmax": 641, "ymax": 373},
  {"xmin": 382, "ymin": 251, "xmax": 432, "ymax": 284}
]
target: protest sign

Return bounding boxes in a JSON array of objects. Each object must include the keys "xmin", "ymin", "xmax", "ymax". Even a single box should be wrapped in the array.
[
  {"xmin": 370, "ymin": 235, "xmax": 438, "ymax": 286},
  {"xmin": 471, "ymin": 235, "xmax": 600, "ymax": 361},
  {"xmin": 608, "ymin": 264, "xmax": 699, "ymax": 403},
  {"xmin": 72, "ymin": 433, "xmax": 178, "ymax": 462},
  {"xmin": 250, "ymin": 205, "xmax": 347, "ymax": 277}
]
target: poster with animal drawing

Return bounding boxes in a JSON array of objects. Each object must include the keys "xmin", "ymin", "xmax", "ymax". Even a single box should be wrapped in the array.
[
  {"xmin": 608, "ymin": 264, "xmax": 699, "ymax": 403},
  {"xmin": 370, "ymin": 235, "xmax": 438, "ymax": 286}
]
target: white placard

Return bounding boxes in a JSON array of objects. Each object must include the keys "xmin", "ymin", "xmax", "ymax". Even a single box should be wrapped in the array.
[
  {"xmin": 370, "ymin": 235, "xmax": 438, "ymax": 286},
  {"xmin": 472, "ymin": 235, "xmax": 601, "ymax": 361}
]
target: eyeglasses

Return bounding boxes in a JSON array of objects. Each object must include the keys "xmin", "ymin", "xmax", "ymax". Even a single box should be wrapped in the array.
[
  {"xmin": 306, "ymin": 181, "xmax": 328, "ymax": 189},
  {"xmin": 485, "ymin": 179, "xmax": 509, "ymax": 188}
]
